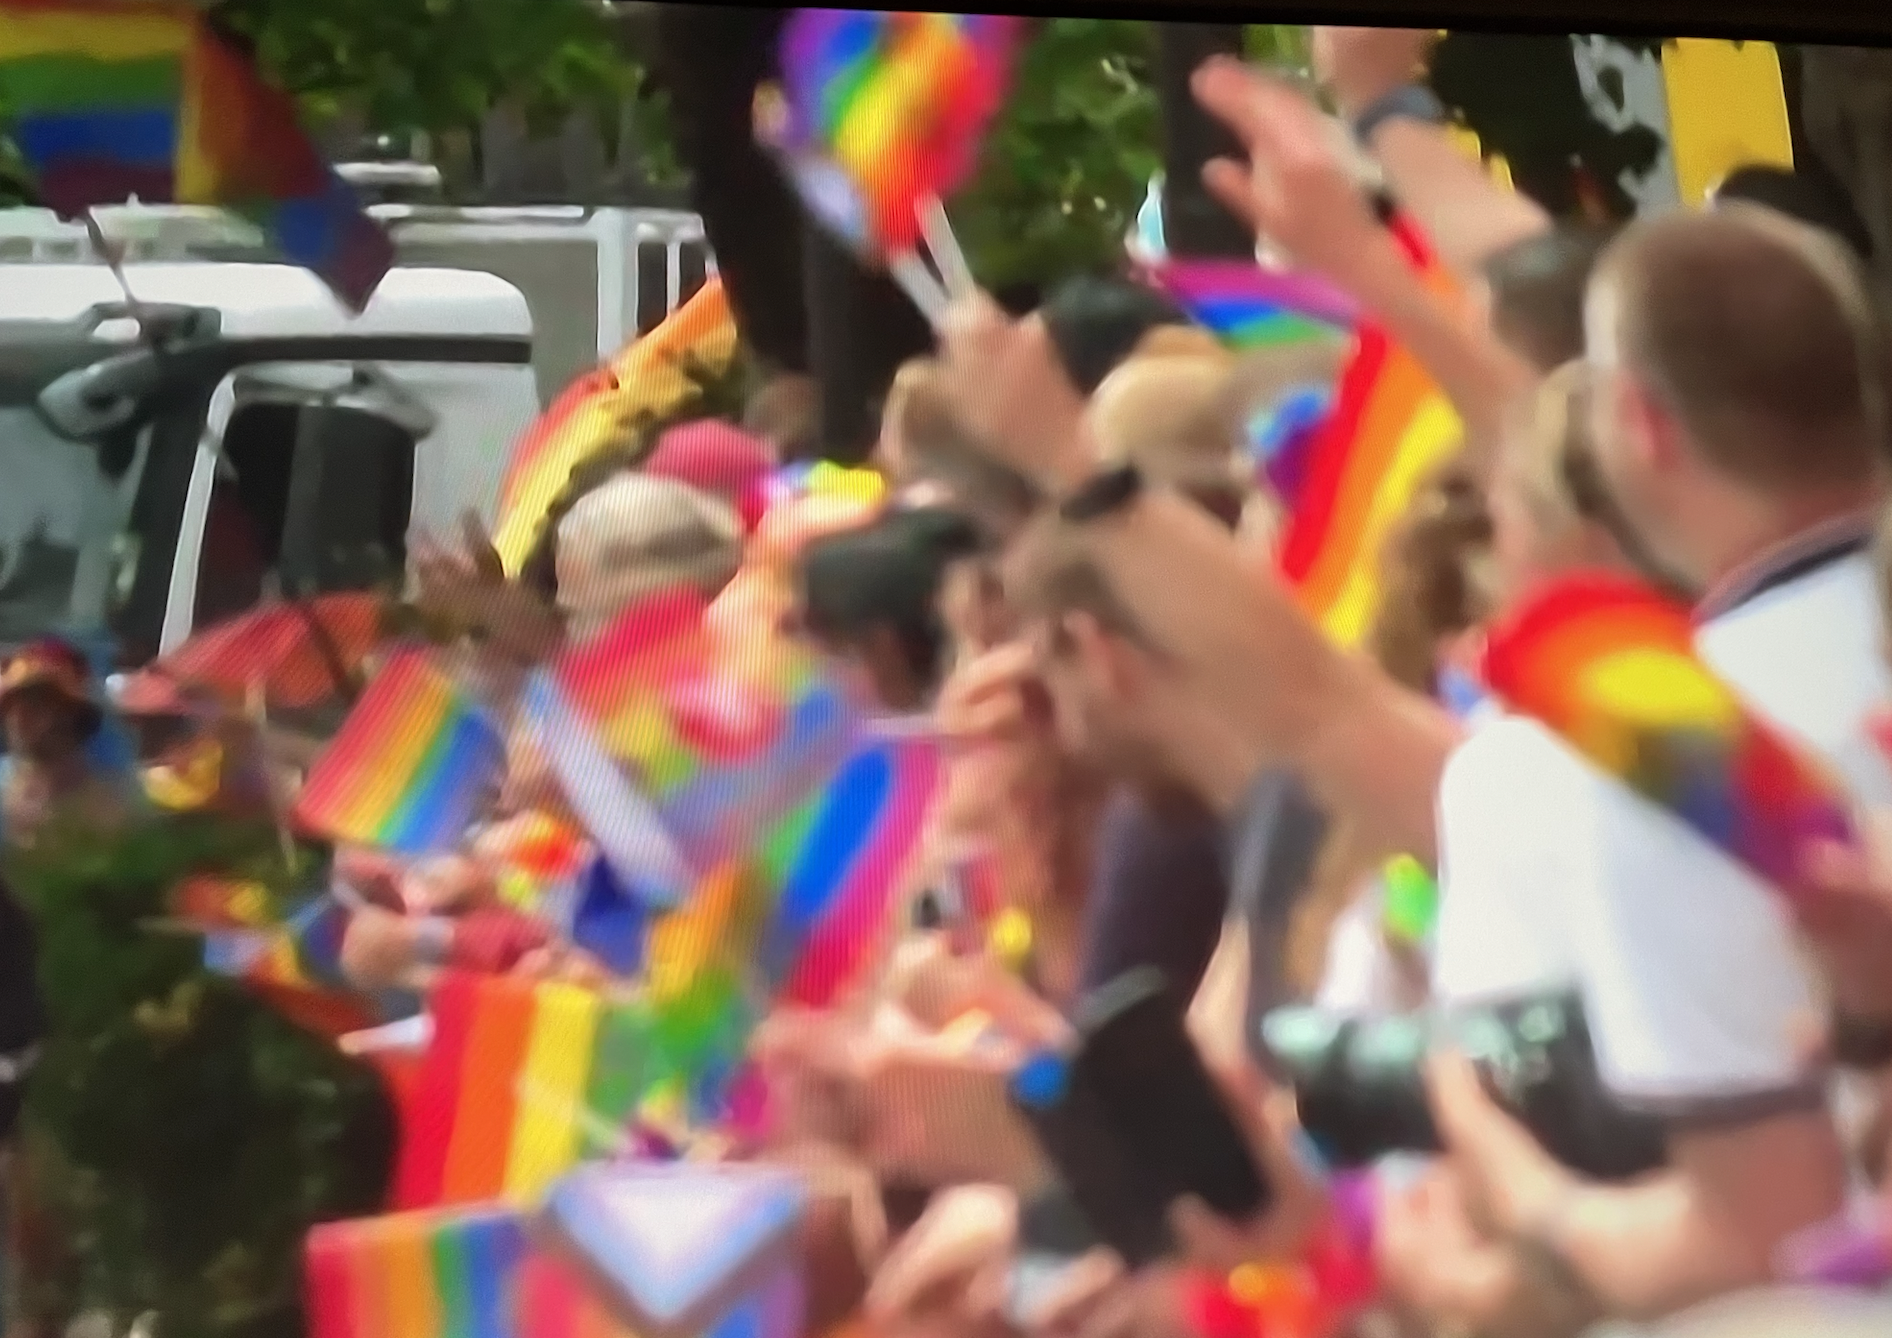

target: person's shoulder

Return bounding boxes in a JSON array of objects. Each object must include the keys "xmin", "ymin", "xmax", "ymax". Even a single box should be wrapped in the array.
[{"xmin": 1441, "ymin": 713, "xmax": 1592, "ymax": 801}]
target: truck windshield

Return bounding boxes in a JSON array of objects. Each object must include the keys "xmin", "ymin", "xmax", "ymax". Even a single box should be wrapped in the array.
[{"xmin": 0, "ymin": 395, "xmax": 149, "ymax": 650}]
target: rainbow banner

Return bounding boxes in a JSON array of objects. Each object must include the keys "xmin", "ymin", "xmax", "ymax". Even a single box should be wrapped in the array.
[
  {"xmin": 493, "ymin": 279, "xmax": 739, "ymax": 574},
  {"xmin": 1482, "ymin": 570, "xmax": 1856, "ymax": 893},
  {"xmin": 1152, "ymin": 260, "xmax": 1359, "ymax": 350},
  {"xmin": 296, "ymin": 650, "xmax": 506, "ymax": 855},
  {"xmin": 202, "ymin": 893, "xmax": 378, "ymax": 1040},
  {"xmin": 0, "ymin": 0, "xmax": 392, "ymax": 308},
  {"xmin": 1273, "ymin": 214, "xmax": 1464, "ymax": 648}
]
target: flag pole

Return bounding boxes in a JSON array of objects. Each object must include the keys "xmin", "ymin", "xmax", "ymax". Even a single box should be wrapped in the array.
[{"xmin": 81, "ymin": 209, "xmax": 153, "ymax": 342}]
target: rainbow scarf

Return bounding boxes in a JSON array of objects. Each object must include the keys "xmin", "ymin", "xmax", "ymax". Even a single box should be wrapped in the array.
[
  {"xmin": 295, "ymin": 650, "xmax": 506, "ymax": 856},
  {"xmin": 0, "ymin": 0, "xmax": 391, "ymax": 308},
  {"xmin": 1482, "ymin": 570, "xmax": 1857, "ymax": 892},
  {"xmin": 492, "ymin": 278, "xmax": 739, "ymax": 573},
  {"xmin": 1273, "ymin": 215, "xmax": 1464, "ymax": 648}
]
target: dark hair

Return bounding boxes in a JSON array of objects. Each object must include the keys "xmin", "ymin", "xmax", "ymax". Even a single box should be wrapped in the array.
[
  {"xmin": 1598, "ymin": 208, "xmax": 1886, "ymax": 490},
  {"xmin": 796, "ymin": 506, "xmax": 985, "ymax": 694},
  {"xmin": 1481, "ymin": 225, "xmax": 1617, "ymax": 373},
  {"xmin": 1715, "ymin": 164, "xmax": 1874, "ymax": 263},
  {"xmin": 1040, "ymin": 276, "xmax": 1190, "ymax": 395}
]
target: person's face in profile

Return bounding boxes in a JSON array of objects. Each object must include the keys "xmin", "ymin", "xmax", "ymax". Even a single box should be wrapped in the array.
[{"xmin": 1026, "ymin": 611, "xmax": 1165, "ymax": 783}]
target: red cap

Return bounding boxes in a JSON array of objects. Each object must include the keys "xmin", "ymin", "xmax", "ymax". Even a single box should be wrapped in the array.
[{"xmin": 644, "ymin": 421, "xmax": 774, "ymax": 532}]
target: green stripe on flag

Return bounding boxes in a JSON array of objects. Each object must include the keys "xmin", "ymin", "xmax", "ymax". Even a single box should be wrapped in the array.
[{"xmin": 0, "ymin": 54, "xmax": 180, "ymax": 113}]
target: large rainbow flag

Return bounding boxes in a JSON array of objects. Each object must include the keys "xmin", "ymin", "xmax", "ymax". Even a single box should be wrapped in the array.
[
  {"xmin": 1272, "ymin": 214, "xmax": 1465, "ymax": 647},
  {"xmin": 0, "ymin": 0, "xmax": 392, "ymax": 308},
  {"xmin": 492, "ymin": 279, "xmax": 740, "ymax": 573}
]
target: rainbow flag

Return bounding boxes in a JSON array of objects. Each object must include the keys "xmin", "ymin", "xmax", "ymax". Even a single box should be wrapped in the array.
[
  {"xmin": 759, "ymin": 728, "xmax": 943, "ymax": 1006},
  {"xmin": 768, "ymin": 9, "xmax": 1020, "ymax": 255},
  {"xmin": 296, "ymin": 650, "xmax": 506, "ymax": 855},
  {"xmin": 1274, "ymin": 214, "xmax": 1464, "ymax": 647},
  {"xmin": 1152, "ymin": 259, "xmax": 1358, "ymax": 350},
  {"xmin": 305, "ymin": 1204, "xmax": 630, "ymax": 1338},
  {"xmin": 203, "ymin": 892, "xmax": 377, "ymax": 1040},
  {"xmin": 492, "ymin": 279, "xmax": 739, "ymax": 573},
  {"xmin": 0, "ymin": 0, "xmax": 392, "ymax": 308},
  {"xmin": 391, "ymin": 967, "xmax": 755, "ymax": 1210},
  {"xmin": 526, "ymin": 590, "xmax": 860, "ymax": 901},
  {"xmin": 1482, "ymin": 571, "xmax": 1856, "ymax": 894}
]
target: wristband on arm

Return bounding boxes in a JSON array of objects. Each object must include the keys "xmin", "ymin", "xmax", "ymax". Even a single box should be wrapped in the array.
[{"xmin": 1350, "ymin": 84, "xmax": 1448, "ymax": 144}]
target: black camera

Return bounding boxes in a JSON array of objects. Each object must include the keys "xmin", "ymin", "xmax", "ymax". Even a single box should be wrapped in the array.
[{"xmin": 1260, "ymin": 989, "xmax": 1668, "ymax": 1181}]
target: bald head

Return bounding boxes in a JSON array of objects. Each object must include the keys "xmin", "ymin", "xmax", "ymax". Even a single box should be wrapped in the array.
[{"xmin": 1587, "ymin": 205, "xmax": 1887, "ymax": 491}]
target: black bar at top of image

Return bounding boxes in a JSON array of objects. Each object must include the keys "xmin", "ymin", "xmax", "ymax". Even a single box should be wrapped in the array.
[{"xmin": 882, "ymin": 1, "xmax": 1892, "ymax": 48}]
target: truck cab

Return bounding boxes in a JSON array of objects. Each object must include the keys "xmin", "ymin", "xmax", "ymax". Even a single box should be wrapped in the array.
[{"xmin": 0, "ymin": 256, "xmax": 540, "ymax": 666}]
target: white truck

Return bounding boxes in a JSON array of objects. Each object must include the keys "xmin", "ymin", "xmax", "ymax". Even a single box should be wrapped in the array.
[{"xmin": 0, "ymin": 202, "xmax": 712, "ymax": 667}]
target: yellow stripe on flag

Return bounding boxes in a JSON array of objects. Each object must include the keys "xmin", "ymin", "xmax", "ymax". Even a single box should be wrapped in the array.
[
  {"xmin": 0, "ymin": 10, "xmax": 191, "ymax": 62},
  {"xmin": 505, "ymin": 982, "xmax": 602, "ymax": 1201},
  {"xmin": 1660, "ymin": 39, "xmax": 1793, "ymax": 207}
]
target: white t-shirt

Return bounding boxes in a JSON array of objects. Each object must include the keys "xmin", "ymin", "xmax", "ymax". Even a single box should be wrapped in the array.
[
  {"xmin": 1315, "ymin": 884, "xmax": 1429, "ymax": 1014},
  {"xmin": 1435, "ymin": 551, "xmax": 1891, "ymax": 1117}
]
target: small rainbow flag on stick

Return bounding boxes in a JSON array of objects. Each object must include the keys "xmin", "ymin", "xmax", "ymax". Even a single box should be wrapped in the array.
[
  {"xmin": 296, "ymin": 650, "xmax": 506, "ymax": 856},
  {"xmin": 1482, "ymin": 571, "xmax": 1857, "ymax": 894},
  {"xmin": 0, "ymin": 0, "xmax": 393, "ymax": 308},
  {"xmin": 1273, "ymin": 214, "xmax": 1464, "ymax": 647},
  {"xmin": 765, "ymin": 9, "xmax": 1019, "ymax": 257}
]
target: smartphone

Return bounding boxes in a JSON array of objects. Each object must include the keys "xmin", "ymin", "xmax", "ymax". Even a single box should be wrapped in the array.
[
  {"xmin": 1071, "ymin": 967, "xmax": 1272, "ymax": 1224},
  {"xmin": 1008, "ymin": 1050, "xmax": 1174, "ymax": 1268}
]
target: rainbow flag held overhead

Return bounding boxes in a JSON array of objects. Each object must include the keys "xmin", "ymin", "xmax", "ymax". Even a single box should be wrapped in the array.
[
  {"xmin": 492, "ymin": 279, "xmax": 739, "ymax": 574},
  {"xmin": 766, "ymin": 8, "xmax": 1021, "ymax": 256},
  {"xmin": 0, "ymin": 0, "xmax": 393, "ymax": 308},
  {"xmin": 1482, "ymin": 570, "xmax": 1857, "ymax": 894},
  {"xmin": 296, "ymin": 650, "xmax": 506, "ymax": 856},
  {"xmin": 1273, "ymin": 213, "xmax": 1465, "ymax": 648}
]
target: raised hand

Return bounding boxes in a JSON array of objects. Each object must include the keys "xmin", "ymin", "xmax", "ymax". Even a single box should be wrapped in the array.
[
  {"xmin": 1191, "ymin": 57, "xmax": 1391, "ymax": 288},
  {"xmin": 1311, "ymin": 27, "xmax": 1437, "ymax": 118}
]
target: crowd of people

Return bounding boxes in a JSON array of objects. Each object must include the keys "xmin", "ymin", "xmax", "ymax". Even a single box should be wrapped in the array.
[{"xmin": 7, "ymin": 21, "xmax": 1892, "ymax": 1338}]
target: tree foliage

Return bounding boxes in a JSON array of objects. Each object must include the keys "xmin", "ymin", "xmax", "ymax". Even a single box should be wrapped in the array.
[{"xmin": 11, "ymin": 819, "xmax": 393, "ymax": 1338}]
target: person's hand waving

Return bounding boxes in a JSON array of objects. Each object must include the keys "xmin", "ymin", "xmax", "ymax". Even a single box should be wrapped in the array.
[{"xmin": 1191, "ymin": 57, "xmax": 1394, "ymax": 289}]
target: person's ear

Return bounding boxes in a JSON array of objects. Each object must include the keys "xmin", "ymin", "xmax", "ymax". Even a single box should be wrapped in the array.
[
  {"xmin": 1064, "ymin": 610, "xmax": 1145, "ymax": 703},
  {"xmin": 1620, "ymin": 373, "xmax": 1683, "ymax": 476}
]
